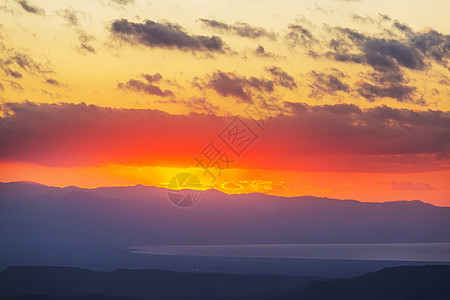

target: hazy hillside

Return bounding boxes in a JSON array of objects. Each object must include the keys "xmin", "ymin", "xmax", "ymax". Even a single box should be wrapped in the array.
[{"xmin": 1, "ymin": 182, "xmax": 449, "ymax": 250}]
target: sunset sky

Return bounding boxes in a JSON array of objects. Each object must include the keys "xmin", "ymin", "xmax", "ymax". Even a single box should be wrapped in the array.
[{"xmin": 0, "ymin": 0, "xmax": 449, "ymax": 205}]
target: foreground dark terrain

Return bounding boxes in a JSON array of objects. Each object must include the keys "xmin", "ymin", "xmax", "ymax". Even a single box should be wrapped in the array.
[
  {"xmin": 0, "ymin": 266, "xmax": 315, "ymax": 300},
  {"xmin": 0, "ymin": 265, "xmax": 449, "ymax": 299},
  {"xmin": 272, "ymin": 265, "xmax": 450, "ymax": 300}
]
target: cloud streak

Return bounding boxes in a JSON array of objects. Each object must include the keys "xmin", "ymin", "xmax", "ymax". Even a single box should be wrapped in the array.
[
  {"xmin": 111, "ymin": 19, "xmax": 228, "ymax": 54},
  {"xmin": 0, "ymin": 44, "xmax": 52, "ymax": 83},
  {"xmin": 309, "ymin": 70, "xmax": 350, "ymax": 99},
  {"xmin": 198, "ymin": 19, "xmax": 276, "ymax": 40},
  {"xmin": 118, "ymin": 73, "xmax": 175, "ymax": 97},
  {"xmin": 202, "ymin": 70, "xmax": 275, "ymax": 103},
  {"xmin": 56, "ymin": 8, "xmax": 96, "ymax": 54}
]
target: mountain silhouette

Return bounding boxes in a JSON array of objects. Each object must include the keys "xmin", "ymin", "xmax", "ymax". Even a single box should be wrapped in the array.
[
  {"xmin": 0, "ymin": 266, "xmax": 314, "ymax": 299},
  {"xmin": 1, "ymin": 182, "xmax": 448, "ymax": 248},
  {"xmin": 0, "ymin": 265, "xmax": 448, "ymax": 299},
  {"xmin": 271, "ymin": 265, "xmax": 450, "ymax": 300}
]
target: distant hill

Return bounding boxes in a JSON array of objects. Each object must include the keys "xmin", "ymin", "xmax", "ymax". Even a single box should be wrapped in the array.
[
  {"xmin": 0, "ymin": 266, "xmax": 313, "ymax": 300},
  {"xmin": 271, "ymin": 265, "xmax": 450, "ymax": 300}
]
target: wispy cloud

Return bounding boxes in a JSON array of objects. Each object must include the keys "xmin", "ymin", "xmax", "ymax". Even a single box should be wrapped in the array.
[{"xmin": 198, "ymin": 19, "xmax": 276, "ymax": 40}]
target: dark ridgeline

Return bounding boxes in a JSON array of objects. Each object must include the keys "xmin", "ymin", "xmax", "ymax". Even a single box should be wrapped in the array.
[
  {"xmin": 0, "ymin": 266, "xmax": 313, "ymax": 300},
  {"xmin": 0, "ymin": 182, "xmax": 449, "ymax": 248},
  {"xmin": 0, "ymin": 265, "xmax": 449, "ymax": 299},
  {"xmin": 271, "ymin": 265, "xmax": 450, "ymax": 300}
]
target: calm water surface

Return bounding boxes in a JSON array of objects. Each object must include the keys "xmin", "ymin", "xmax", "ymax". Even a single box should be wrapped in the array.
[{"xmin": 130, "ymin": 243, "xmax": 450, "ymax": 261}]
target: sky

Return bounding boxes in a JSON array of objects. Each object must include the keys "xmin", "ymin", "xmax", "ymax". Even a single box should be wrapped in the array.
[{"xmin": 0, "ymin": 0, "xmax": 449, "ymax": 205}]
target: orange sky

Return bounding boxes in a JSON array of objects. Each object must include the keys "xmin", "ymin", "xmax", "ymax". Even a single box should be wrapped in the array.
[{"xmin": 0, "ymin": 0, "xmax": 449, "ymax": 206}]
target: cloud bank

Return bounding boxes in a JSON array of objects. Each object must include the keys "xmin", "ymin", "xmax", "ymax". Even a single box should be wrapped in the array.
[{"xmin": 1, "ymin": 101, "xmax": 448, "ymax": 172}]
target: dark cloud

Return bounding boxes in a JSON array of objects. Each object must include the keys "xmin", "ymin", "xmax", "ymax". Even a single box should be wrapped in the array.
[
  {"xmin": 17, "ymin": 0, "xmax": 44, "ymax": 15},
  {"xmin": 355, "ymin": 70, "xmax": 421, "ymax": 103},
  {"xmin": 325, "ymin": 22, "xmax": 450, "ymax": 73},
  {"xmin": 309, "ymin": 70, "xmax": 350, "ymax": 98},
  {"xmin": 142, "ymin": 73, "xmax": 162, "ymax": 83},
  {"xmin": 314, "ymin": 20, "xmax": 450, "ymax": 103},
  {"xmin": 254, "ymin": 45, "xmax": 277, "ymax": 58},
  {"xmin": 118, "ymin": 73, "xmax": 174, "ymax": 97},
  {"xmin": 278, "ymin": 102, "xmax": 450, "ymax": 164},
  {"xmin": 207, "ymin": 71, "xmax": 253, "ymax": 102},
  {"xmin": 356, "ymin": 81, "xmax": 418, "ymax": 103},
  {"xmin": 111, "ymin": 19, "xmax": 228, "ymax": 53},
  {"xmin": 363, "ymin": 38, "xmax": 425, "ymax": 71},
  {"xmin": 201, "ymin": 69, "xmax": 297, "ymax": 102},
  {"xmin": 4, "ymin": 68, "xmax": 22, "ymax": 78},
  {"xmin": 410, "ymin": 29, "xmax": 450, "ymax": 68},
  {"xmin": 45, "ymin": 78, "xmax": 62, "ymax": 86},
  {"xmin": 205, "ymin": 70, "xmax": 274, "ymax": 103},
  {"xmin": 285, "ymin": 17, "xmax": 449, "ymax": 104},
  {"xmin": 266, "ymin": 66, "xmax": 297, "ymax": 89},
  {"xmin": 247, "ymin": 77, "xmax": 275, "ymax": 92},
  {"xmin": 198, "ymin": 19, "xmax": 276, "ymax": 40},
  {"xmin": 364, "ymin": 70, "xmax": 407, "ymax": 85}
]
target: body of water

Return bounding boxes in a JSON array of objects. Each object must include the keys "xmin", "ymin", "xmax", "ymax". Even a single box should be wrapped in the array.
[{"xmin": 130, "ymin": 243, "xmax": 450, "ymax": 261}]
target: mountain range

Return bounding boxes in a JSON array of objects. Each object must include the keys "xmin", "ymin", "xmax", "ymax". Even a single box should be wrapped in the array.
[{"xmin": 1, "ymin": 181, "xmax": 449, "ymax": 248}]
